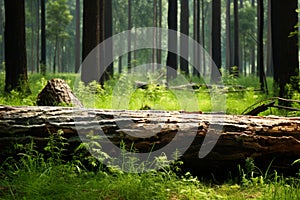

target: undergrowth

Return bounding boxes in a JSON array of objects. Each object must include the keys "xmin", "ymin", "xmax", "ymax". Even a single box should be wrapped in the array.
[
  {"xmin": 0, "ymin": 130, "xmax": 299, "ymax": 199},
  {"xmin": 1, "ymin": 72, "xmax": 297, "ymax": 116}
]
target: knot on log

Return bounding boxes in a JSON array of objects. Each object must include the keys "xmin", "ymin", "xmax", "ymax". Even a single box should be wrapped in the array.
[{"xmin": 37, "ymin": 78, "xmax": 83, "ymax": 107}]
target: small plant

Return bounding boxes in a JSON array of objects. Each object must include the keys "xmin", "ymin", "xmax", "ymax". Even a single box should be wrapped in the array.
[{"xmin": 44, "ymin": 129, "xmax": 68, "ymax": 164}]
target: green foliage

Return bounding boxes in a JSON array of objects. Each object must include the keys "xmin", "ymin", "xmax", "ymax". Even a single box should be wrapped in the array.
[
  {"xmin": 1, "ymin": 130, "xmax": 300, "ymax": 199},
  {"xmin": 46, "ymin": 0, "xmax": 73, "ymax": 41},
  {"xmin": 239, "ymin": 2, "xmax": 257, "ymax": 47},
  {"xmin": 289, "ymin": 9, "xmax": 300, "ymax": 38},
  {"xmin": 1, "ymin": 73, "xmax": 300, "ymax": 117}
]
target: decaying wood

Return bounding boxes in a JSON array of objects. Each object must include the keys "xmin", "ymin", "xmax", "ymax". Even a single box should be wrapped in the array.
[
  {"xmin": 37, "ymin": 78, "xmax": 83, "ymax": 107},
  {"xmin": 0, "ymin": 106, "xmax": 300, "ymax": 175}
]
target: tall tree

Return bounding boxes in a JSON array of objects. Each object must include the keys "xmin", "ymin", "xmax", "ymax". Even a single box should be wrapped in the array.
[
  {"xmin": 257, "ymin": 0, "xmax": 267, "ymax": 93},
  {"xmin": 75, "ymin": 0, "xmax": 81, "ymax": 73},
  {"xmin": 201, "ymin": 0, "xmax": 206, "ymax": 76},
  {"xmin": 166, "ymin": 0, "xmax": 178, "ymax": 81},
  {"xmin": 104, "ymin": 0, "xmax": 113, "ymax": 79},
  {"xmin": 271, "ymin": 0, "xmax": 299, "ymax": 97},
  {"xmin": 266, "ymin": 0, "xmax": 273, "ymax": 77},
  {"xmin": 157, "ymin": 0, "xmax": 162, "ymax": 68},
  {"xmin": 225, "ymin": 0, "xmax": 232, "ymax": 70},
  {"xmin": 180, "ymin": 0, "xmax": 189, "ymax": 76},
  {"xmin": 82, "ymin": 0, "xmax": 101, "ymax": 84},
  {"xmin": 211, "ymin": 0, "xmax": 221, "ymax": 82},
  {"xmin": 232, "ymin": 0, "xmax": 240, "ymax": 75},
  {"xmin": 40, "ymin": 0, "xmax": 46, "ymax": 75},
  {"xmin": 127, "ymin": 0, "xmax": 132, "ymax": 72},
  {"xmin": 4, "ymin": 0, "xmax": 30, "ymax": 93},
  {"xmin": 152, "ymin": 0, "xmax": 157, "ymax": 72},
  {"xmin": 0, "ymin": 0, "xmax": 4, "ymax": 65},
  {"xmin": 36, "ymin": 0, "xmax": 40, "ymax": 73},
  {"xmin": 193, "ymin": 0, "xmax": 200, "ymax": 77},
  {"xmin": 29, "ymin": 0, "xmax": 35, "ymax": 73}
]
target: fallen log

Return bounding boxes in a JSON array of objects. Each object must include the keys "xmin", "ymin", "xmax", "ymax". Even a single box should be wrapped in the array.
[{"xmin": 0, "ymin": 106, "xmax": 300, "ymax": 176}]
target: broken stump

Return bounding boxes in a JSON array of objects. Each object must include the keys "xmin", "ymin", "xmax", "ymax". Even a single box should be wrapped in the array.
[{"xmin": 37, "ymin": 78, "xmax": 83, "ymax": 107}]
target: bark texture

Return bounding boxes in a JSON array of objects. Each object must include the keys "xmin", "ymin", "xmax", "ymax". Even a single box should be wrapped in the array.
[
  {"xmin": 37, "ymin": 78, "xmax": 83, "ymax": 107},
  {"xmin": 4, "ymin": 0, "xmax": 29, "ymax": 92},
  {"xmin": 0, "ymin": 106, "xmax": 299, "ymax": 175}
]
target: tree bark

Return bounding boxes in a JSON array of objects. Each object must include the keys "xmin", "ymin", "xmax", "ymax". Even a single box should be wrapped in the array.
[
  {"xmin": 232, "ymin": 0, "xmax": 240, "ymax": 76},
  {"xmin": 1, "ymin": 106, "xmax": 300, "ymax": 176},
  {"xmin": 36, "ymin": 78, "xmax": 83, "ymax": 107},
  {"xmin": 152, "ymin": 0, "xmax": 157, "ymax": 72},
  {"xmin": 81, "ymin": 0, "xmax": 102, "ymax": 84},
  {"xmin": 127, "ymin": 0, "xmax": 132, "ymax": 72},
  {"xmin": 266, "ymin": 0, "xmax": 273, "ymax": 77},
  {"xmin": 0, "ymin": 0, "xmax": 3, "ymax": 64},
  {"xmin": 211, "ymin": 0, "xmax": 221, "ymax": 83},
  {"xmin": 271, "ymin": 0, "xmax": 299, "ymax": 98},
  {"xmin": 4, "ymin": 0, "xmax": 30, "ymax": 93},
  {"xmin": 257, "ymin": 0, "xmax": 266, "ymax": 93},
  {"xmin": 193, "ymin": 0, "xmax": 200, "ymax": 77},
  {"xmin": 180, "ymin": 0, "xmax": 189, "ymax": 76},
  {"xmin": 104, "ymin": 0, "xmax": 113, "ymax": 80},
  {"xmin": 40, "ymin": 0, "xmax": 46, "ymax": 75},
  {"xmin": 157, "ymin": 0, "xmax": 162, "ymax": 68},
  {"xmin": 166, "ymin": 0, "xmax": 178, "ymax": 82},
  {"xmin": 75, "ymin": 0, "xmax": 81, "ymax": 73},
  {"xmin": 226, "ymin": 0, "xmax": 232, "ymax": 71},
  {"xmin": 36, "ymin": 0, "xmax": 40, "ymax": 73}
]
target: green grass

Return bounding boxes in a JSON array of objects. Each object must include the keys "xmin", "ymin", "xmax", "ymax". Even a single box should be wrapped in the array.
[
  {"xmin": 0, "ymin": 72, "xmax": 276, "ymax": 115},
  {"xmin": 0, "ymin": 132, "xmax": 300, "ymax": 200}
]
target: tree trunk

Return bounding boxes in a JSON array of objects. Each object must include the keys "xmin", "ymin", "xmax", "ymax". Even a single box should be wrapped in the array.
[
  {"xmin": 36, "ymin": 0, "xmax": 40, "ymax": 73},
  {"xmin": 233, "ymin": 0, "xmax": 240, "ymax": 76},
  {"xmin": 152, "ymin": 0, "xmax": 157, "ymax": 72},
  {"xmin": 157, "ymin": 0, "xmax": 162, "ymax": 69},
  {"xmin": 40, "ymin": 0, "xmax": 46, "ymax": 75},
  {"xmin": 75, "ymin": 0, "xmax": 81, "ymax": 73},
  {"xmin": 4, "ymin": 0, "xmax": 30, "ymax": 93},
  {"xmin": 201, "ymin": 0, "xmax": 206, "ymax": 76},
  {"xmin": 104, "ymin": 0, "xmax": 113, "ymax": 80},
  {"xmin": 271, "ymin": 0, "xmax": 298, "ymax": 98},
  {"xmin": 0, "ymin": 0, "xmax": 3, "ymax": 64},
  {"xmin": 266, "ymin": 0, "xmax": 273, "ymax": 77},
  {"xmin": 257, "ymin": 0, "xmax": 267, "ymax": 93},
  {"xmin": 166, "ymin": 0, "xmax": 178, "ymax": 82},
  {"xmin": 127, "ymin": 0, "xmax": 132, "ymax": 72},
  {"xmin": 81, "ymin": 0, "xmax": 101, "ymax": 84},
  {"xmin": 1, "ymin": 106, "xmax": 300, "ymax": 176},
  {"xmin": 52, "ymin": 37, "xmax": 58, "ymax": 74},
  {"xmin": 211, "ymin": 0, "xmax": 221, "ymax": 83},
  {"xmin": 180, "ymin": 0, "xmax": 189, "ymax": 76},
  {"xmin": 226, "ymin": 0, "xmax": 232, "ymax": 71},
  {"xmin": 193, "ymin": 0, "xmax": 200, "ymax": 77},
  {"xmin": 30, "ymin": 0, "xmax": 35, "ymax": 73}
]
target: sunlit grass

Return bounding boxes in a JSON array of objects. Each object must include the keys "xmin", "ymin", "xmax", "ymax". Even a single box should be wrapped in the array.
[{"xmin": 0, "ymin": 72, "xmax": 297, "ymax": 117}]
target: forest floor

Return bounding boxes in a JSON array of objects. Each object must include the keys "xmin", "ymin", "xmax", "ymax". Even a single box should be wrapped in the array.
[{"xmin": 0, "ymin": 73, "xmax": 299, "ymax": 199}]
